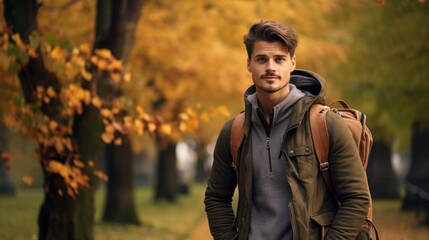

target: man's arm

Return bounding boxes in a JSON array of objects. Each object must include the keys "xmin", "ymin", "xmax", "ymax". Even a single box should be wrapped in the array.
[
  {"xmin": 324, "ymin": 112, "xmax": 370, "ymax": 239},
  {"xmin": 204, "ymin": 119, "xmax": 238, "ymax": 240}
]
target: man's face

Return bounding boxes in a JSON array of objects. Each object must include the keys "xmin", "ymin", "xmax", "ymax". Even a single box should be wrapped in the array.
[{"xmin": 247, "ymin": 41, "xmax": 296, "ymax": 95}]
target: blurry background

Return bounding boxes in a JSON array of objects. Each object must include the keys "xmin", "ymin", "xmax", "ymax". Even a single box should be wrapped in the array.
[{"xmin": 0, "ymin": 0, "xmax": 428, "ymax": 239}]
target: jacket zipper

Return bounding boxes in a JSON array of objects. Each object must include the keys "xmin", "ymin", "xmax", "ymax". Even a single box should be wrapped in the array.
[
  {"xmin": 266, "ymin": 136, "xmax": 272, "ymax": 173},
  {"xmin": 257, "ymin": 108, "xmax": 273, "ymax": 174}
]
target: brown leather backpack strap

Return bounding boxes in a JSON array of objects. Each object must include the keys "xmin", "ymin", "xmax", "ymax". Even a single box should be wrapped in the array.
[
  {"xmin": 230, "ymin": 112, "xmax": 245, "ymax": 169},
  {"xmin": 309, "ymin": 104, "xmax": 334, "ymax": 194}
]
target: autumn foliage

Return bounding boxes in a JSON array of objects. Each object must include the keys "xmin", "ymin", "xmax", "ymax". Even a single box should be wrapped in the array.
[{"xmin": 0, "ymin": 28, "xmax": 205, "ymax": 197}]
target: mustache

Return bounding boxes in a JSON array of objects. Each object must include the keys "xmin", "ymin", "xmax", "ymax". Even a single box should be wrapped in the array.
[{"xmin": 261, "ymin": 73, "xmax": 281, "ymax": 79}]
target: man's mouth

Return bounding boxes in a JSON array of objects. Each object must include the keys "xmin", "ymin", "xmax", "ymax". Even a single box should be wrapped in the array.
[{"xmin": 261, "ymin": 74, "xmax": 280, "ymax": 80}]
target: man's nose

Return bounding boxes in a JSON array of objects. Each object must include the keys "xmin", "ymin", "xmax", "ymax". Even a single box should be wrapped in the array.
[{"xmin": 266, "ymin": 60, "xmax": 276, "ymax": 73}]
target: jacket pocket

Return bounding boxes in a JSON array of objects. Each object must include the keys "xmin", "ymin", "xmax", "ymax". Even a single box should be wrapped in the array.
[
  {"xmin": 310, "ymin": 211, "xmax": 335, "ymax": 240},
  {"xmin": 286, "ymin": 146, "xmax": 314, "ymax": 180}
]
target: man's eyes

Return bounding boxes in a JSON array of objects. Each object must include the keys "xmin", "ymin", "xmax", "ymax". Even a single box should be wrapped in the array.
[{"xmin": 255, "ymin": 57, "xmax": 286, "ymax": 63}]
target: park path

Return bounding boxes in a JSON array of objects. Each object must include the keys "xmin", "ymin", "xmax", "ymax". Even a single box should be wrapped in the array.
[
  {"xmin": 188, "ymin": 217, "xmax": 211, "ymax": 240},
  {"xmin": 189, "ymin": 200, "xmax": 429, "ymax": 240}
]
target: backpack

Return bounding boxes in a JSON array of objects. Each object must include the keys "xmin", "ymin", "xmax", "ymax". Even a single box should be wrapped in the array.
[{"xmin": 229, "ymin": 99, "xmax": 379, "ymax": 240}]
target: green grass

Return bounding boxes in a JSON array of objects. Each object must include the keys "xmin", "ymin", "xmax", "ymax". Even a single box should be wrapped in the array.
[{"xmin": 0, "ymin": 184, "xmax": 208, "ymax": 240}]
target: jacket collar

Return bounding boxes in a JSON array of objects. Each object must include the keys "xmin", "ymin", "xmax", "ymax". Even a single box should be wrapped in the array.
[{"xmin": 242, "ymin": 69, "xmax": 327, "ymax": 135}]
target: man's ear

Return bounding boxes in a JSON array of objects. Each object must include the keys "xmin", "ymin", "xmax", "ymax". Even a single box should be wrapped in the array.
[
  {"xmin": 291, "ymin": 55, "xmax": 296, "ymax": 72},
  {"xmin": 247, "ymin": 59, "xmax": 251, "ymax": 72}
]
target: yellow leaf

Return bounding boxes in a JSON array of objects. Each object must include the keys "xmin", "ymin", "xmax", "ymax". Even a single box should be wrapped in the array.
[
  {"xmin": 179, "ymin": 113, "xmax": 189, "ymax": 121},
  {"xmin": 105, "ymin": 124, "xmax": 115, "ymax": 133},
  {"xmin": 136, "ymin": 106, "xmax": 145, "ymax": 115},
  {"xmin": 59, "ymin": 166, "xmax": 69, "ymax": 178},
  {"xmin": 88, "ymin": 161, "xmax": 94, "ymax": 168},
  {"xmin": 91, "ymin": 97, "xmax": 102, "ymax": 108},
  {"xmin": 55, "ymin": 139, "xmax": 65, "ymax": 154},
  {"xmin": 114, "ymin": 138, "xmax": 122, "ymax": 145},
  {"xmin": 124, "ymin": 72, "xmax": 132, "ymax": 82},
  {"xmin": 94, "ymin": 170, "xmax": 109, "ymax": 181},
  {"xmin": 200, "ymin": 112, "xmax": 210, "ymax": 122},
  {"xmin": 39, "ymin": 124, "xmax": 49, "ymax": 135},
  {"xmin": 109, "ymin": 59, "xmax": 123, "ymax": 71},
  {"xmin": 124, "ymin": 116, "xmax": 133, "ymax": 128},
  {"xmin": 27, "ymin": 48, "xmax": 38, "ymax": 58},
  {"xmin": 83, "ymin": 90, "xmax": 91, "ymax": 105},
  {"xmin": 147, "ymin": 122, "xmax": 157, "ymax": 133},
  {"xmin": 51, "ymin": 46, "xmax": 67, "ymax": 61},
  {"xmin": 11, "ymin": 34, "xmax": 25, "ymax": 49},
  {"xmin": 46, "ymin": 86, "xmax": 57, "ymax": 98},
  {"xmin": 134, "ymin": 119, "xmax": 144, "ymax": 135},
  {"xmin": 90, "ymin": 56, "xmax": 99, "ymax": 65},
  {"xmin": 49, "ymin": 120, "xmax": 58, "ymax": 131},
  {"xmin": 95, "ymin": 49, "xmax": 112, "ymax": 59},
  {"xmin": 179, "ymin": 122, "xmax": 187, "ymax": 132},
  {"xmin": 101, "ymin": 109, "xmax": 112, "ymax": 118},
  {"xmin": 81, "ymin": 68, "xmax": 93, "ymax": 81},
  {"xmin": 47, "ymin": 160, "xmax": 64, "ymax": 174},
  {"xmin": 217, "ymin": 105, "xmax": 231, "ymax": 117},
  {"xmin": 111, "ymin": 73, "xmax": 121, "ymax": 82},
  {"xmin": 160, "ymin": 123, "xmax": 172, "ymax": 135},
  {"xmin": 79, "ymin": 43, "xmax": 91, "ymax": 55},
  {"xmin": 97, "ymin": 59, "xmax": 108, "ymax": 70},
  {"xmin": 73, "ymin": 160, "xmax": 84, "ymax": 168},
  {"xmin": 22, "ymin": 174, "xmax": 34, "ymax": 186},
  {"xmin": 101, "ymin": 132, "xmax": 114, "ymax": 143},
  {"xmin": 43, "ymin": 96, "xmax": 50, "ymax": 104}
]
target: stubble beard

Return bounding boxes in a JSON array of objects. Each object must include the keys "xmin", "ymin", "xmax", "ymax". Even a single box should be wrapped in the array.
[{"xmin": 259, "ymin": 79, "xmax": 289, "ymax": 94}]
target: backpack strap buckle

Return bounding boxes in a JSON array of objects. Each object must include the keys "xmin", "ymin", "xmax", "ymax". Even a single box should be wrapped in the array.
[{"xmin": 319, "ymin": 162, "xmax": 329, "ymax": 171}]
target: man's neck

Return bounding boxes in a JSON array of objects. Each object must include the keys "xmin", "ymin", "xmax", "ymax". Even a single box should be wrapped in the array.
[{"xmin": 256, "ymin": 88, "xmax": 290, "ymax": 122}]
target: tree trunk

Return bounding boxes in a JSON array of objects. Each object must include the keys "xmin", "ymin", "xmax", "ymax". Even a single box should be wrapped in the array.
[
  {"xmin": 72, "ymin": 105, "xmax": 104, "ymax": 240},
  {"xmin": 4, "ymin": 1, "xmax": 77, "ymax": 239},
  {"xmin": 94, "ymin": 0, "xmax": 145, "ymax": 224},
  {"xmin": 155, "ymin": 139, "xmax": 178, "ymax": 201},
  {"xmin": 0, "ymin": 121, "xmax": 15, "ymax": 195},
  {"xmin": 102, "ymin": 136, "xmax": 139, "ymax": 224},
  {"xmin": 194, "ymin": 139, "xmax": 208, "ymax": 183},
  {"xmin": 402, "ymin": 123, "xmax": 429, "ymax": 214},
  {"xmin": 366, "ymin": 140, "xmax": 400, "ymax": 199}
]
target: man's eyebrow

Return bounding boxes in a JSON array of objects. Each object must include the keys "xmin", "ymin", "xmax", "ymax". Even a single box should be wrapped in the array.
[
  {"xmin": 254, "ymin": 54, "xmax": 268, "ymax": 58},
  {"xmin": 254, "ymin": 54, "xmax": 287, "ymax": 58}
]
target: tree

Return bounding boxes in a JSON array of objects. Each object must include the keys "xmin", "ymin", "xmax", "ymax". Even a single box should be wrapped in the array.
[
  {"xmin": 92, "ymin": 0, "xmax": 145, "ymax": 225},
  {"xmin": 4, "ymin": 1, "xmax": 79, "ymax": 238},
  {"xmin": 1, "ymin": 0, "xmax": 157, "ymax": 238},
  {"xmin": 327, "ymin": 1, "xmax": 429, "ymax": 203},
  {"xmin": 367, "ymin": 140, "xmax": 400, "ymax": 199}
]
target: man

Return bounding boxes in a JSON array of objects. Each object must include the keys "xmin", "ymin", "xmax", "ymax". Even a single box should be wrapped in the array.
[{"xmin": 204, "ymin": 19, "xmax": 370, "ymax": 239}]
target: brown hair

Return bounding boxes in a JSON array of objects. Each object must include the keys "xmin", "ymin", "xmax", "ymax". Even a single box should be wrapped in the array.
[{"xmin": 243, "ymin": 19, "xmax": 299, "ymax": 59}]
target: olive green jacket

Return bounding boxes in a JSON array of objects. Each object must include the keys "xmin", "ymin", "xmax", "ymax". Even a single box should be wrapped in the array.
[{"xmin": 204, "ymin": 69, "xmax": 370, "ymax": 240}]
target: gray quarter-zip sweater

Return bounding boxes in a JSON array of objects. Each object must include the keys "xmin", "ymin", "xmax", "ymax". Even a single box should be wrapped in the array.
[{"xmin": 248, "ymin": 84, "xmax": 307, "ymax": 240}]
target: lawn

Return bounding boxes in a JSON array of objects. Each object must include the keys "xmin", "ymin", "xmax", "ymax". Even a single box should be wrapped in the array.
[
  {"xmin": 0, "ymin": 184, "xmax": 208, "ymax": 240},
  {"xmin": 2, "ymin": 185, "xmax": 429, "ymax": 240}
]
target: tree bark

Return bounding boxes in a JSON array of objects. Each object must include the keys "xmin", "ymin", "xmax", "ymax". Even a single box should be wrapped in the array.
[
  {"xmin": 194, "ymin": 139, "xmax": 209, "ymax": 183},
  {"xmin": 72, "ymin": 104, "xmax": 104, "ymax": 240},
  {"xmin": 94, "ymin": 0, "xmax": 145, "ymax": 224},
  {"xmin": 4, "ymin": 1, "xmax": 77, "ymax": 239},
  {"xmin": 155, "ymin": 139, "xmax": 178, "ymax": 201},
  {"xmin": 102, "ymin": 136, "xmax": 139, "ymax": 224},
  {"xmin": 366, "ymin": 140, "xmax": 400, "ymax": 199}
]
